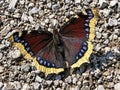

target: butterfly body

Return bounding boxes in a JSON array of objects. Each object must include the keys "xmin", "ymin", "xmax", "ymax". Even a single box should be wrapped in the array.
[{"xmin": 8, "ymin": 9, "xmax": 97, "ymax": 75}]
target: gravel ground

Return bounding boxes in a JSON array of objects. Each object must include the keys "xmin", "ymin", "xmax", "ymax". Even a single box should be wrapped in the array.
[{"xmin": 0, "ymin": 0, "xmax": 120, "ymax": 90}]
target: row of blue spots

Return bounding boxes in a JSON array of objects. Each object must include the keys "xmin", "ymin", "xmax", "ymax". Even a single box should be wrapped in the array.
[
  {"xmin": 84, "ymin": 9, "xmax": 94, "ymax": 39},
  {"xmin": 75, "ymin": 42, "xmax": 88, "ymax": 60},
  {"xmin": 37, "ymin": 56, "xmax": 56, "ymax": 68},
  {"xmin": 13, "ymin": 34, "xmax": 34, "ymax": 56}
]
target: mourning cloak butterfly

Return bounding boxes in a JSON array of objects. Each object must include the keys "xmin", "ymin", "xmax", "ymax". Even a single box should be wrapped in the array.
[{"xmin": 8, "ymin": 9, "xmax": 97, "ymax": 75}]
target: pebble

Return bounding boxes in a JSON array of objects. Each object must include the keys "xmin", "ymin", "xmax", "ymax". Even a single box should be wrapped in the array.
[
  {"xmin": 108, "ymin": 18, "xmax": 118, "ymax": 26},
  {"xmin": 0, "ymin": 24, "xmax": 11, "ymax": 37},
  {"xmin": 13, "ymin": 13, "xmax": 21, "ymax": 18},
  {"xmin": 65, "ymin": 76, "xmax": 72, "ymax": 84},
  {"xmin": 21, "ymin": 64, "xmax": 31, "ymax": 72},
  {"xmin": 21, "ymin": 83, "xmax": 30, "ymax": 90},
  {"xmin": 98, "ymin": 0, "xmax": 106, "ymax": 8},
  {"xmin": 35, "ymin": 76, "xmax": 43, "ymax": 83},
  {"xmin": 96, "ymin": 32, "xmax": 102, "ymax": 39},
  {"xmin": 28, "ymin": 3, "xmax": 34, "ymax": 8},
  {"xmin": 28, "ymin": 16, "xmax": 34, "ymax": 23},
  {"xmin": 100, "ymin": 9, "xmax": 110, "ymax": 17},
  {"xmin": 32, "ymin": 82, "xmax": 40, "ymax": 90},
  {"xmin": 19, "ymin": 0, "xmax": 25, "ymax": 5},
  {"xmin": 75, "ymin": 0, "xmax": 81, "ymax": 4},
  {"xmin": 114, "ymin": 83, "xmax": 120, "ymax": 90},
  {"xmin": 0, "ymin": 82, "xmax": 3, "ymax": 88},
  {"xmin": 52, "ymin": 4, "xmax": 59, "ymax": 12},
  {"xmin": 14, "ymin": 81, "xmax": 21, "ymax": 90},
  {"xmin": 54, "ymin": 80, "xmax": 59, "ymax": 87},
  {"xmin": 72, "ymin": 77, "xmax": 78, "ymax": 84},
  {"xmin": 9, "ymin": 0, "xmax": 18, "ymax": 9},
  {"xmin": 110, "ymin": 0, "xmax": 118, "ymax": 7},
  {"xmin": 7, "ymin": 49, "xmax": 20, "ymax": 59},
  {"xmin": 46, "ymin": 80, "xmax": 53, "ymax": 86},
  {"xmin": 21, "ymin": 13, "xmax": 28, "ymax": 21},
  {"xmin": 29, "ymin": 7, "xmax": 39, "ymax": 14},
  {"xmin": 103, "ymin": 39, "xmax": 109, "ymax": 44},
  {"xmin": 95, "ymin": 44, "xmax": 101, "ymax": 51},
  {"xmin": 51, "ymin": 19, "xmax": 58, "ymax": 26},
  {"xmin": 0, "ymin": 52, "xmax": 3, "ymax": 60},
  {"xmin": 47, "ymin": 2, "xmax": 52, "ymax": 8},
  {"xmin": 95, "ymin": 85, "xmax": 105, "ymax": 90},
  {"xmin": 0, "ymin": 66, "xmax": 4, "ymax": 73},
  {"xmin": 65, "ymin": 0, "xmax": 71, "ymax": 3}
]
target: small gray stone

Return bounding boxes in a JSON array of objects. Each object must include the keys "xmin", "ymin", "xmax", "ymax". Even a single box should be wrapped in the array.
[
  {"xmin": 1, "ymin": 83, "xmax": 7, "ymax": 90},
  {"xmin": 32, "ymin": 82, "xmax": 40, "ymax": 90},
  {"xmin": 75, "ymin": 0, "xmax": 81, "ymax": 4},
  {"xmin": 52, "ymin": 4, "xmax": 59, "ymax": 12},
  {"xmin": 72, "ymin": 77, "xmax": 78, "ymax": 84},
  {"xmin": 19, "ymin": 0, "xmax": 25, "ymax": 5},
  {"xmin": 103, "ymin": 39, "xmax": 109, "ymax": 44},
  {"xmin": 95, "ymin": 44, "xmax": 101, "ymax": 51},
  {"xmin": 21, "ymin": 83, "xmax": 30, "ymax": 90},
  {"xmin": 35, "ymin": 76, "xmax": 43, "ymax": 83},
  {"xmin": 0, "ymin": 44, "xmax": 6, "ymax": 50},
  {"xmin": 54, "ymin": 80, "xmax": 59, "ymax": 87},
  {"xmin": 49, "ymin": 14, "xmax": 55, "ymax": 18},
  {"xmin": 96, "ymin": 32, "xmax": 102, "ymax": 39},
  {"xmin": 28, "ymin": 3, "xmax": 34, "ymax": 8},
  {"xmin": 56, "ymin": 88, "xmax": 61, "ymax": 90},
  {"xmin": 65, "ymin": 0, "xmax": 71, "ymax": 3},
  {"xmin": 65, "ymin": 76, "xmax": 72, "ymax": 84},
  {"xmin": 99, "ymin": 0, "xmax": 106, "ymax": 7},
  {"xmin": 0, "ymin": 53, "xmax": 3, "ymax": 60},
  {"xmin": 47, "ymin": 2, "xmax": 52, "ymax": 8},
  {"xmin": 51, "ymin": 19, "xmax": 58, "ymax": 26},
  {"xmin": 108, "ymin": 18, "xmax": 118, "ymax": 26},
  {"xmin": 105, "ymin": 47, "xmax": 110, "ymax": 53},
  {"xmin": 0, "ymin": 66, "xmax": 4, "ymax": 73},
  {"xmin": 21, "ymin": 13, "xmax": 28, "ymax": 21},
  {"xmin": 113, "ymin": 34, "xmax": 118, "ymax": 40},
  {"xmin": 14, "ymin": 81, "xmax": 21, "ymax": 90},
  {"xmin": 95, "ymin": 85, "xmax": 105, "ymax": 90},
  {"xmin": 11, "ymin": 49, "xmax": 21, "ymax": 59},
  {"xmin": 29, "ymin": 7, "xmax": 39, "ymax": 14},
  {"xmin": 81, "ymin": 86, "xmax": 89, "ymax": 90},
  {"xmin": 0, "ymin": 25, "xmax": 11, "ymax": 37},
  {"xmin": 13, "ymin": 13, "xmax": 21, "ymax": 18},
  {"xmin": 110, "ymin": 0, "xmax": 118, "ymax": 7},
  {"xmin": 28, "ymin": 16, "xmax": 34, "ymax": 23},
  {"xmin": 114, "ymin": 83, "xmax": 120, "ymax": 90},
  {"xmin": 0, "ymin": 82, "xmax": 3, "ymax": 88},
  {"xmin": 46, "ymin": 80, "xmax": 53, "ymax": 86},
  {"xmin": 21, "ymin": 64, "xmax": 31, "ymax": 72},
  {"xmin": 9, "ymin": 0, "xmax": 18, "ymax": 9}
]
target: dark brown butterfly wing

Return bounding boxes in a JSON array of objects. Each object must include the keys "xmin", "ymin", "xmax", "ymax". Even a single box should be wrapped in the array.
[
  {"xmin": 9, "ymin": 31, "xmax": 64, "ymax": 74},
  {"xmin": 60, "ymin": 9, "xmax": 96, "ymax": 68}
]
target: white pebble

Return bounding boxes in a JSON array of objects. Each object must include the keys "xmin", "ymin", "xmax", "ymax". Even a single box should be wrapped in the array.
[
  {"xmin": 75, "ymin": 0, "xmax": 81, "ymax": 4},
  {"xmin": 28, "ymin": 16, "xmax": 34, "ymax": 23},
  {"xmin": 21, "ymin": 13, "xmax": 28, "ymax": 21},
  {"xmin": 114, "ymin": 83, "xmax": 120, "ymax": 90},
  {"xmin": 96, "ymin": 32, "xmax": 102, "ymax": 39},
  {"xmin": 95, "ymin": 85, "xmax": 105, "ymax": 90},
  {"xmin": 9, "ymin": 0, "xmax": 18, "ymax": 9},
  {"xmin": 110, "ymin": 0, "xmax": 118, "ymax": 7},
  {"xmin": 0, "ymin": 66, "xmax": 4, "ymax": 73},
  {"xmin": 0, "ymin": 53, "xmax": 3, "ymax": 60},
  {"xmin": 21, "ymin": 83, "xmax": 30, "ymax": 90},
  {"xmin": 29, "ymin": 7, "xmax": 39, "ymax": 14}
]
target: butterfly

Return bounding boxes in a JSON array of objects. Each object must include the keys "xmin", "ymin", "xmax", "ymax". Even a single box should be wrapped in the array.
[{"xmin": 8, "ymin": 9, "xmax": 97, "ymax": 75}]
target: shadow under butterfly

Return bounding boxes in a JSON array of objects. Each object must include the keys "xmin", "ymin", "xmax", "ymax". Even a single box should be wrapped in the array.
[{"xmin": 8, "ymin": 9, "xmax": 97, "ymax": 75}]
